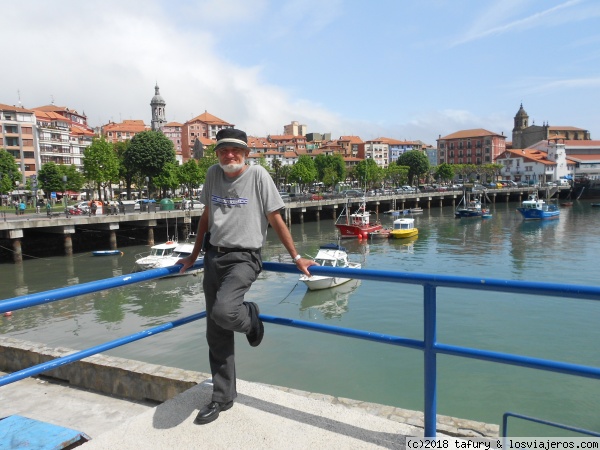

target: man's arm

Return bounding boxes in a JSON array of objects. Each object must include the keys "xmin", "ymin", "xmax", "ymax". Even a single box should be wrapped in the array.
[
  {"xmin": 177, "ymin": 207, "xmax": 209, "ymax": 273},
  {"xmin": 267, "ymin": 210, "xmax": 317, "ymax": 276}
]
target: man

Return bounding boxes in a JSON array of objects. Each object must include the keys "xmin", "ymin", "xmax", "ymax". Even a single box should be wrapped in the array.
[{"xmin": 177, "ymin": 128, "xmax": 316, "ymax": 425}]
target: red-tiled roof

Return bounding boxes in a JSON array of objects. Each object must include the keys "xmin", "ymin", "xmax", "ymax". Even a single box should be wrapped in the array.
[
  {"xmin": 103, "ymin": 120, "xmax": 148, "ymax": 132},
  {"xmin": 0, "ymin": 103, "xmax": 34, "ymax": 113},
  {"xmin": 164, "ymin": 122, "xmax": 183, "ymax": 127},
  {"xmin": 500, "ymin": 149, "xmax": 556, "ymax": 165},
  {"xmin": 187, "ymin": 111, "xmax": 231, "ymax": 126},
  {"xmin": 439, "ymin": 129, "xmax": 505, "ymax": 140},
  {"xmin": 338, "ymin": 136, "xmax": 363, "ymax": 144}
]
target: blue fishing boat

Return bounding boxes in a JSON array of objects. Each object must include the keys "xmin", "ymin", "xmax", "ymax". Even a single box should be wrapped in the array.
[
  {"xmin": 92, "ymin": 250, "xmax": 122, "ymax": 256},
  {"xmin": 517, "ymin": 192, "xmax": 560, "ymax": 220}
]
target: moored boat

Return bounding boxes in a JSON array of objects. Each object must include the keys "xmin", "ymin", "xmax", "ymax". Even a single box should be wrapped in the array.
[
  {"xmin": 335, "ymin": 198, "xmax": 382, "ymax": 239},
  {"xmin": 133, "ymin": 241, "xmax": 203, "ymax": 276},
  {"xmin": 517, "ymin": 192, "xmax": 560, "ymax": 220},
  {"xmin": 299, "ymin": 243, "xmax": 361, "ymax": 291},
  {"xmin": 455, "ymin": 192, "xmax": 488, "ymax": 218},
  {"xmin": 389, "ymin": 217, "xmax": 418, "ymax": 239},
  {"xmin": 92, "ymin": 250, "xmax": 122, "ymax": 256},
  {"xmin": 368, "ymin": 228, "xmax": 391, "ymax": 239}
]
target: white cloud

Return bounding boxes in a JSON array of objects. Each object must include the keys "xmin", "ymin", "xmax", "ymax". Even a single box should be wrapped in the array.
[{"xmin": 449, "ymin": 0, "xmax": 594, "ymax": 47}]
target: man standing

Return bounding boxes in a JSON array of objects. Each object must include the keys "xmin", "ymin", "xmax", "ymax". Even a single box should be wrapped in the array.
[{"xmin": 177, "ymin": 128, "xmax": 315, "ymax": 425}]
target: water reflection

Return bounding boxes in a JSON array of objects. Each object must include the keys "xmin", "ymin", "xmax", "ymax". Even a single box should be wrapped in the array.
[{"xmin": 299, "ymin": 279, "xmax": 361, "ymax": 320}]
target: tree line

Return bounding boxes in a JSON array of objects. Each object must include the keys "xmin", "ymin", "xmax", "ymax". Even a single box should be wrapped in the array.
[{"xmin": 0, "ymin": 131, "xmax": 503, "ymax": 201}]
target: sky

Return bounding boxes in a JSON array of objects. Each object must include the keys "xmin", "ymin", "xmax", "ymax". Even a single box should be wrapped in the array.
[{"xmin": 4, "ymin": 0, "xmax": 600, "ymax": 146}]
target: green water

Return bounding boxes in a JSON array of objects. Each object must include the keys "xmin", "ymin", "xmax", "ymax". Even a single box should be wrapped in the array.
[{"xmin": 1, "ymin": 201, "xmax": 599, "ymax": 436}]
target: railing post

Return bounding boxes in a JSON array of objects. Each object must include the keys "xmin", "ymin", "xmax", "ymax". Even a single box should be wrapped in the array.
[{"xmin": 423, "ymin": 283, "xmax": 437, "ymax": 437}]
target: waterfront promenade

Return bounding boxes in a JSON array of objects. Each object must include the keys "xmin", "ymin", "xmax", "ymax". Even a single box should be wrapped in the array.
[{"xmin": 0, "ymin": 338, "xmax": 498, "ymax": 449}]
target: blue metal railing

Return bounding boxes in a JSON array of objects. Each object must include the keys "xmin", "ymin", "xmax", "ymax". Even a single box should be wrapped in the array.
[{"xmin": 1, "ymin": 261, "xmax": 600, "ymax": 437}]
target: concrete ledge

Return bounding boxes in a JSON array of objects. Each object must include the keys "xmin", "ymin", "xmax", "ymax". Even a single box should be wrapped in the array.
[
  {"xmin": 0, "ymin": 337, "xmax": 209, "ymax": 403},
  {"xmin": 0, "ymin": 337, "xmax": 498, "ymax": 438}
]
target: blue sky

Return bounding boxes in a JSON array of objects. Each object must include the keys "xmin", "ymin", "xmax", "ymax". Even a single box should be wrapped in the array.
[{"xmin": 4, "ymin": 0, "xmax": 600, "ymax": 145}]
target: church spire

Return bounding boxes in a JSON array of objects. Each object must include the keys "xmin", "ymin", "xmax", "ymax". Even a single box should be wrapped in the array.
[{"xmin": 150, "ymin": 83, "xmax": 167, "ymax": 132}]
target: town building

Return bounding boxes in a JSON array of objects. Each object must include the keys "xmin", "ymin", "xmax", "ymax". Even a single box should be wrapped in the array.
[
  {"xmin": 337, "ymin": 136, "xmax": 363, "ymax": 159},
  {"xmin": 511, "ymin": 103, "xmax": 590, "ymax": 149},
  {"xmin": 283, "ymin": 121, "xmax": 307, "ymax": 137},
  {"xmin": 101, "ymin": 120, "xmax": 149, "ymax": 144},
  {"xmin": 182, "ymin": 111, "xmax": 232, "ymax": 161},
  {"xmin": 437, "ymin": 128, "xmax": 506, "ymax": 165},
  {"xmin": 162, "ymin": 122, "xmax": 183, "ymax": 163},
  {"xmin": 361, "ymin": 138, "xmax": 390, "ymax": 169},
  {"xmin": 0, "ymin": 103, "xmax": 37, "ymax": 182}
]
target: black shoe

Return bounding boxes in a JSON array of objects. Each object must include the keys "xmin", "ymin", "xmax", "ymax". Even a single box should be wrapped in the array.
[
  {"xmin": 246, "ymin": 302, "xmax": 264, "ymax": 347},
  {"xmin": 193, "ymin": 400, "xmax": 233, "ymax": 425}
]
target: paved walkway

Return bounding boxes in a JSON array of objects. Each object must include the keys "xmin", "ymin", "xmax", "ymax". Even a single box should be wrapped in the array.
[{"xmin": 1, "ymin": 371, "xmax": 499, "ymax": 449}]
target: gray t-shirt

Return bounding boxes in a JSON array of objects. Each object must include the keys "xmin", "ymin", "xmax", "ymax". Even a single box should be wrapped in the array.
[{"xmin": 200, "ymin": 164, "xmax": 285, "ymax": 249}]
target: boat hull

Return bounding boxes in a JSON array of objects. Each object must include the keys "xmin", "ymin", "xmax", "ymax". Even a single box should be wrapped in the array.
[
  {"xmin": 302, "ymin": 275, "xmax": 353, "ymax": 291},
  {"xmin": 517, "ymin": 208, "xmax": 560, "ymax": 220},
  {"xmin": 335, "ymin": 223, "xmax": 382, "ymax": 238},
  {"xmin": 92, "ymin": 250, "xmax": 122, "ymax": 256},
  {"xmin": 389, "ymin": 229, "xmax": 418, "ymax": 239}
]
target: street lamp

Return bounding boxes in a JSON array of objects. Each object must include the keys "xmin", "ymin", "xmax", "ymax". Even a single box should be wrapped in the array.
[
  {"xmin": 62, "ymin": 176, "xmax": 67, "ymax": 208},
  {"xmin": 145, "ymin": 177, "xmax": 150, "ymax": 214}
]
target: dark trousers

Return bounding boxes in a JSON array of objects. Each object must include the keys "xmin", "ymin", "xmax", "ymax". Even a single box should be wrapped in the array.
[{"xmin": 202, "ymin": 248, "xmax": 262, "ymax": 403}]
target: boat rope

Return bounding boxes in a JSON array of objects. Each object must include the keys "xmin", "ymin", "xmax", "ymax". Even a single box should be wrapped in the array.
[
  {"xmin": 278, "ymin": 281, "xmax": 299, "ymax": 304},
  {"xmin": 0, "ymin": 244, "xmax": 90, "ymax": 260}
]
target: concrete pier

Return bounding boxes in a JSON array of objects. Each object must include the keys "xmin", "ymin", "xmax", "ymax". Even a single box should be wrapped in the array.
[{"xmin": 0, "ymin": 338, "xmax": 498, "ymax": 448}]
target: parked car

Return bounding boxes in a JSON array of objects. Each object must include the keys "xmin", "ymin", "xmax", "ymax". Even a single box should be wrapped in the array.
[
  {"xmin": 68, "ymin": 201, "xmax": 90, "ymax": 213},
  {"xmin": 134, "ymin": 199, "xmax": 156, "ymax": 211},
  {"xmin": 279, "ymin": 192, "xmax": 291, "ymax": 202},
  {"xmin": 341, "ymin": 189, "xmax": 364, "ymax": 198},
  {"xmin": 401, "ymin": 185, "xmax": 416, "ymax": 193}
]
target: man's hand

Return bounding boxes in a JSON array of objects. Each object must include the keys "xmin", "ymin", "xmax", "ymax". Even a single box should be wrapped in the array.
[
  {"xmin": 296, "ymin": 257, "xmax": 319, "ymax": 277},
  {"xmin": 177, "ymin": 255, "xmax": 197, "ymax": 274}
]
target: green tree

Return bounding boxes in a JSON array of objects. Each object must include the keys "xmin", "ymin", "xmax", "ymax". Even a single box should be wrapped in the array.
[
  {"xmin": 38, "ymin": 162, "xmax": 64, "ymax": 199},
  {"xmin": 354, "ymin": 158, "xmax": 381, "ymax": 188},
  {"xmin": 178, "ymin": 159, "xmax": 202, "ymax": 196},
  {"xmin": 196, "ymin": 144, "xmax": 219, "ymax": 183},
  {"xmin": 154, "ymin": 161, "xmax": 180, "ymax": 198},
  {"xmin": 83, "ymin": 137, "xmax": 119, "ymax": 201},
  {"xmin": 385, "ymin": 164, "xmax": 409, "ymax": 187},
  {"xmin": 434, "ymin": 163, "xmax": 454, "ymax": 183},
  {"xmin": 124, "ymin": 131, "xmax": 177, "ymax": 196},
  {"xmin": 314, "ymin": 154, "xmax": 346, "ymax": 188},
  {"xmin": 396, "ymin": 150, "xmax": 430, "ymax": 186},
  {"xmin": 271, "ymin": 158, "xmax": 282, "ymax": 189},
  {"xmin": 289, "ymin": 155, "xmax": 317, "ymax": 190},
  {"xmin": 0, "ymin": 150, "xmax": 20, "ymax": 196},
  {"xmin": 114, "ymin": 140, "xmax": 135, "ymax": 199}
]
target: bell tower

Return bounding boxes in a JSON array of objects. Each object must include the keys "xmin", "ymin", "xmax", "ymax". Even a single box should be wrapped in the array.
[
  {"xmin": 150, "ymin": 84, "xmax": 167, "ymax": 132},
  {"xmin": 512, "ymin": 103, "xmax": 529, "ymax": 148}
]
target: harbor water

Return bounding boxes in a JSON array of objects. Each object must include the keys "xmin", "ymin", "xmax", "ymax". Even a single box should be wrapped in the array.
[{"xmin": 1, "ymin": 200, "xmax": 599, "ymax": 436}]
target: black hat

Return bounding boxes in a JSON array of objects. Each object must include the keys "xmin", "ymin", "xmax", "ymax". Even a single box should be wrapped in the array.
[{"xmin": 214, "ymin": 128, "xmax": 248, "ymax": 152}]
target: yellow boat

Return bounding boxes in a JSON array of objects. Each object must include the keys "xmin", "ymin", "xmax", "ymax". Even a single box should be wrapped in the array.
[{"xmin": 389, "ymin": 217, "xmax": 418, "ymax": 239}]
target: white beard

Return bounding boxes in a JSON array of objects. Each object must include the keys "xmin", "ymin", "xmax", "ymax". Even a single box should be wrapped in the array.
[{"xmin": 220, "ymin": 162, "xmax": 245, "ymax": 173}]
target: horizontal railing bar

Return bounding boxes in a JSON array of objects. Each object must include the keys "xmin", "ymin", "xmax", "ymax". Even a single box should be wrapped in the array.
[
  {"xmin": 264, "ymin": 262, "xmax": 600, "ymax": 302},
  {"xmin": 0, "ymin": 261, "xmax": 205, "ymax": 314},
  {"xmin": 0, "ymin": 312, "xmax": 205, "ymax": 388},
  {"xmin": 435, "ymin": 343, "xmax": 600, "ymax": 380},
  {"xmin": 261, "ymin": 315, "xmax": 424, "ymax": 350},
  {"xmin": 502, "ymin": 412, "xmax": 600, "ymax": 437}
]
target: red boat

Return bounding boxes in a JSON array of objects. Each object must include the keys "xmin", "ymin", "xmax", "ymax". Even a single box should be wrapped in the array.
[{"xmin": 335, "ymin": 199, "xmax": 382, "ymax": 239}]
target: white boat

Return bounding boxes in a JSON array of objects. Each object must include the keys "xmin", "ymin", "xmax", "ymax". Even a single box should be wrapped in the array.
[
  {"xmin": 133, "ymin": 241, "xmax": 203, "ymax": 276},
  {"xmin": 299, "ymin": 243, "xmax": 361, "ymax": 291}
]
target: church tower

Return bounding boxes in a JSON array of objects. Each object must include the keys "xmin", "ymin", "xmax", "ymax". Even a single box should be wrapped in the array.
[
  {"xmin": 150, "ymin": 84, "xmax": 167, "ymax": 131},
  {"xmin": 512, "ymin": 103, "xmax": 529, "ymax": 148},
  {"xmin": 513, "ymin": 103, "xmax": 529, "ymax": 131}
]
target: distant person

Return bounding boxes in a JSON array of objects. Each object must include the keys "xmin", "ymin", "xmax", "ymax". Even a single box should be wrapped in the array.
[
  {"xmin": 19, "ymin": 201, "xmax": 26, "ymax": 215},
  {"xmin": 91, "ymin": 201, "xmax": 97, "ymax": 216},
  {"xmin": 176, "ymin": 128, "xmax": 317, "ymax": 425}
]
